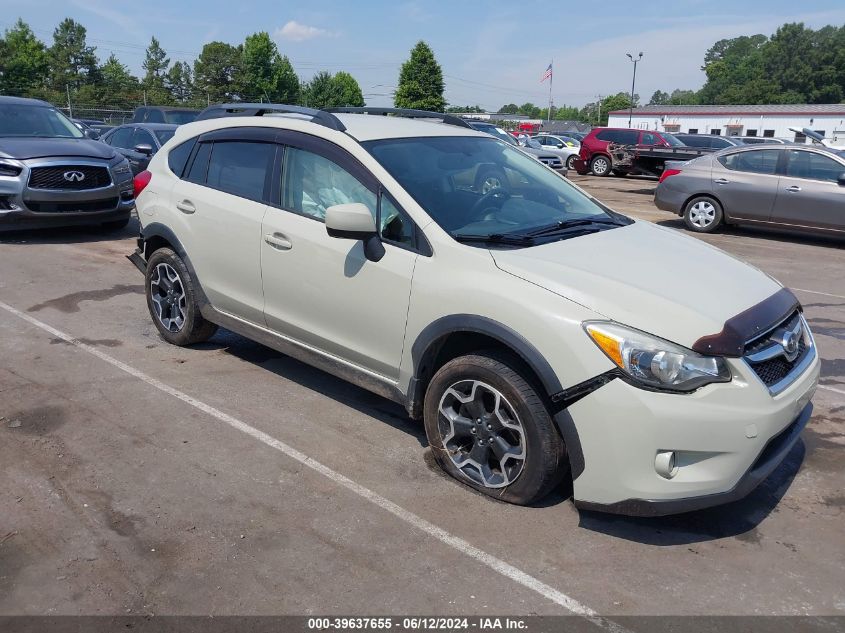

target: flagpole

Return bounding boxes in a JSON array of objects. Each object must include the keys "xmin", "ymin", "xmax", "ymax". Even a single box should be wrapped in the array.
[{"xmin": 547, "ymin": 59, "xmax": 553, "ymax": 123}]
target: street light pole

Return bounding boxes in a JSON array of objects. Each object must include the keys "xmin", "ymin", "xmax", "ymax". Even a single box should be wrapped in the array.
[{"xmin": 626, "ymin": 52, "xmax": 643, "ymax": 127}]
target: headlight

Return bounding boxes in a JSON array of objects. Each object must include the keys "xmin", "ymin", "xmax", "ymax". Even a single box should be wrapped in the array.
[{"xmin": 583, "ymin": 321, "xmax": 731, "ymax": 392}]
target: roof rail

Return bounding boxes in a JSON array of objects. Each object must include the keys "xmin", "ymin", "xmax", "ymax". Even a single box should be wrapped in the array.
[
  {"xmin": 195, "ymin": 103, "xmax": 346, "ymax": 132},
  {"xmin": 326, "ymin": 107, "xmax": 472, "ymax": 129}
]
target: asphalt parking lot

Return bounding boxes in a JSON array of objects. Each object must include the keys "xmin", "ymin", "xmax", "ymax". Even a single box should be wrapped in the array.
[{"xmin": 1, "ymin": 175, "xmax": 843, "ymax": 622}]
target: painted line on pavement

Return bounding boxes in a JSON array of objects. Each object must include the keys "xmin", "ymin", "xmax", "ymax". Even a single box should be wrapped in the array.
[{"xmin": 0, "ymin": 299, "xmax": 628, "ymax": 633}]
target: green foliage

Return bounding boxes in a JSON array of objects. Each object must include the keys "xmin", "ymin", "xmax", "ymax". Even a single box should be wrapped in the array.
[
  {"xmin": 193, "ymin": 41, "xmax": 242, "ymax": 103},
  {"xmin": 167, "ymin": 61, "xmax": 193, "ymax": 104},
  {"xmin": 394, "ymin": 41, "xmax": 445, "ymax": 111},
  {"xmin": 498, "ymin": 103, "xmax": 519, "ymax": 114},
  {"xmin": 649, "ymin": 90, "xmax": 669, "ymax": 105},
  {"xmin": 99, "ymin": 54, "xmax": 141, "ymax": 108},
  {"xmin": 0, "ymin": 19, "xmax": 50, "ymax": 96},
  {"xmin": 332, "ymin": 71, "xmax": 364, "ymax": 107},
  {"xmin": 553, "ymin": 105, "xmax": 581, "ymax": 120},
  {"xmin": 49, "ymin": 18, "xmax": 99, "ymax": 90},
  {"xmin": 239, "ymin": 31, "xmax": 300, "ymax": 103},
  {"xmin": 445, "ymin": 105, "xmax": 484, "ymax": 113}
]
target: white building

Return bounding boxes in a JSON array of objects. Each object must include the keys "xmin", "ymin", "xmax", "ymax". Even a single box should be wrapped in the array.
[{"xmin": 607, "ymin": 104, "xmax": 845, "ymax": 143}]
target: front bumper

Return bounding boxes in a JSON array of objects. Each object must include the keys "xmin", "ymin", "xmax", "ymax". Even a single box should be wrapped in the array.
[{"xmin": 567, "ymin": 350, "xmax": 820, "ymax": 516}]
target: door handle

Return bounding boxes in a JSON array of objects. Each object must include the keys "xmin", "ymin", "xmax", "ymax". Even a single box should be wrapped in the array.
[
  {"xmin": 176, "ymin": 200, "xmax": 196, "ymax": 214},
  {"xmin": 714, "ymin": 178, "xmax": 730, "ymax": 185},
  {"xmin": 785, "ymin": 185, "xmax": 802, "ymax": 193},
  {"xmin": 264, "ymin": 232, "xmax": 292, "ymax": 250}
]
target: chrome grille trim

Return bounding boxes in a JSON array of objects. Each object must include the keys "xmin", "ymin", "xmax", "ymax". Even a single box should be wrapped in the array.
[{"xmin": 743, "ymin": 312, "xmax": 815, "ymax": 396}]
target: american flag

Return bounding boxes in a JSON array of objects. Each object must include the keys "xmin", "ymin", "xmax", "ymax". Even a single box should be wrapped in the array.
[{"xmin": 540, "ymin": 63, "xmax": 553, "ymax": 83}]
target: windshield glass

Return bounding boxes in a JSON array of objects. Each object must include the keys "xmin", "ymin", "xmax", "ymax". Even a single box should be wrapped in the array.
[
  {"xmin": 662, "ymin": 133, "xmax": 685, "ymax": 147},
  {"xmin": 164, "ymin": 111, "xmax": 198, "ymax": 125},
  {"xmin": 0, "ymin": 105, "xmax": 83, "ymax": 138},
  {"xmin": 155, "ymin": 129, "xmax": 176, "ymax": 145},
  {"xmin": 364, "ymin": 136, "xmax": 625, "ymax": 243}
]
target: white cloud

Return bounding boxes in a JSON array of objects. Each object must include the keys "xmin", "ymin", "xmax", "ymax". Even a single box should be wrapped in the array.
[{"xmin": 275, "ymin": 20, "xmax": 336, "ymax": 42}]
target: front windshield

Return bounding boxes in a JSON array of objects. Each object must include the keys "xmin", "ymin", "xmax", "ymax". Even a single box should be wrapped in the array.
[
  {"xmin": 155, "ymin": 130, "xmax": 176, "ymax": 145},
  {"xmin": 364, "ymin": 136, "xmax": 625, "ymax": 243},
  {"xmin": 0, "ymin": 105, "xmax": 83, "ymax": 138},
  {"xmin": 164, "ymin": 111, "xmax": 198, "ymax": 125},
  {"xmin": 662, "ymin": 133, "xmax": 685, "ymax": 147}
]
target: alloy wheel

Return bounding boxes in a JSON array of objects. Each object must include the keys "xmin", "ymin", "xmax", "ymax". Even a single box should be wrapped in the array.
[
  {"xmin": 438, "ymin": 380, "xmax": 526, "ymax": 488},
  {"xmin": 149, "ymin": 263, "xmax": 187, "ymax": 332}
]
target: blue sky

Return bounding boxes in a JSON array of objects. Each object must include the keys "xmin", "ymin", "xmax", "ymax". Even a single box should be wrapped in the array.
[{"xmin": 4, "ymin": 0, "xmax": 845, "ymax": 109}]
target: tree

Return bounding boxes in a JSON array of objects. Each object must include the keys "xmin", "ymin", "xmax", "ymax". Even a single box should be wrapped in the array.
[
  {"xmin": 668, "ymin": 89, "xmax": 698, "ymax": 105},
  {"xmin": 649, "ymin": 90, "xmax": 670, "ymax": 105},
  {"xmin": 394, "ymin": 41, "xmax": 445, "ymax": 111},
  {"xmin": 142, "ymin": 36, "xmax": 170, "ymax": 104},
  {"xmin": 302, "ymin": 71, "xmax": 341, "ymax": 108},
  {"xmin": 498, "ymin": 103, "xmax": 519, "ymax": 114},
  {"xmin": 517, "ymin": 102, "xmax": 540, "ymax": 117},
  {"xmin": 332, "ymin": 71, "xmax": 364, "ymax": 106},
  {"xmin": 0, "ymin": 19, "xmax": 50, "ymax": 97},
  {"xmin": 446, "ymin": 105, "xmax": 483, "ymax": 113},
  {"xmin": 273, "ymin": 55, "xmax": 300, "ymax": 104},
  {"xmin": 553, "ymin": 105, "xmax": 582, "ymax": 121},
  {"xmin": 239, "ymin": 32, "xmax": 300, "ymax": 103},
  {"xmin": 98, "ymin": 53, "xmax": 140, "ymax": 108},
  {"xmin": 167, "ymin": 61, "xmax": 193, "ymax": 103},
  {"xmin": 48, "ymin": 18, "xmax": 98, "ymax": 91},
  {"xmin": 193, "ymin": 41, "xmax": 242, "ymax": 103}
]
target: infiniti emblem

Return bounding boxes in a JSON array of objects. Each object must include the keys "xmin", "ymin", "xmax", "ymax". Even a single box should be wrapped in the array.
[{"xmin": 63, "ymin": 170, "xmax": 85, "ymax": 182}]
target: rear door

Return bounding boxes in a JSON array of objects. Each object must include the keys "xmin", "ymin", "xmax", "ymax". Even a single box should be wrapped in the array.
[
  {"xmin": 770, "ymin": 149, "xmax": 845, "ymax": 232},
  {"xmin": 168, "ymin": 128, "xmax": 276, "ymax": 323},
  {"xmin": 712, "ymin": 149, "xmax": 781, "ymax": 222}
]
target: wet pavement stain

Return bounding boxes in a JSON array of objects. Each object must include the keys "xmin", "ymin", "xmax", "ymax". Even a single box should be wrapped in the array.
[
  {"xmin": 49, "ymin": 337, "xmax": 122, "ymax": 348},
  {"xmin": 3, "ymin": 406, "xmax": 67, "ymax": 435},
  {"xmin": 28, "ymin": 284, "xmax": 143, "ymax": 314}
]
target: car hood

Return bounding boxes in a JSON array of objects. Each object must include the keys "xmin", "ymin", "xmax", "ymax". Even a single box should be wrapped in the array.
[
  {"xmin": 0, "ymin": 137, "xmax": 117, "ymax": 161},
  {"xmin": 490, "ymin": 221, "xmax": 783, "ymax": 349}
]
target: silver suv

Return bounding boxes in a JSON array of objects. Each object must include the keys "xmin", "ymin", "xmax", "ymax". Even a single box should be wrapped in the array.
[
  {"xmin": 130, "ymin": 105, "xmax": 819, "ymax": 514},
  {"xmin": 0, "ymin": 97, "xmax": 134, "ymax": 231}
]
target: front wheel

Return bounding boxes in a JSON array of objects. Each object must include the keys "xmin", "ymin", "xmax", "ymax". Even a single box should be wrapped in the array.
[
  {"xmin": 590, "ymin": 155, "xmax": 611, "ymax": 176},
  {"xmin": 683, "ymin": 196, "xmax": 724, "ymax": 233},
  {"xmin": 423, "ymin": 351, "xmax": 567, "ymax": 505},
  {"xmin": 566, "ymin": 154, "xmax": 578, "ymax": 170},
  {"xmin": 145, "ymin": 247, "xmax": 217, "ymax": 346}
]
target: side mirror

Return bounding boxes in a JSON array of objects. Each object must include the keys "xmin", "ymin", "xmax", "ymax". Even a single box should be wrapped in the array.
[
  {"xmin": 838, "ymin": 173, "xmax": 845, "ymax": 187},
  {"xmin": 133, "ymin": 144, "xmax": 153, "ymax": 156},
  {"xmin": 325, "ymin": 202, "xmax": 385, "ymax": 262},
  {"xmin": 84, "ymin": 129, "xmax": 100, "ymax": 140},
  {"xmin": 556, "ymin": 143, "xmax": 564, "ymax": 148}
]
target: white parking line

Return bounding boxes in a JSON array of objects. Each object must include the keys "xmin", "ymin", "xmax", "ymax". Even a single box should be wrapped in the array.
[
  {"xmin": 0, "ymin": 299, "xmax": 627, "ymax": 633},
  {"xmin": 819, "ymin": 384, "xmax": 845, "ymax": 397},
  {"xmin": 793, "ymin": 287, "xmax": 845, "ymax": 301}
]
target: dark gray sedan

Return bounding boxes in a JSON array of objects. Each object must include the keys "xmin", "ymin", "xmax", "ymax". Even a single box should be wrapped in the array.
[
  {"xmin": 654, "ymin": 144, "xmax": 845, "ymax": 237},
  {"xmin": 100, "ymin": 123, "xmax": 177, "ymax": 175}
]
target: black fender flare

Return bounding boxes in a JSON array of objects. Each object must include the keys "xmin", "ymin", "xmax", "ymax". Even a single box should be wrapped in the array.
[
  {"xmin": 407, "ymin": 315, "xmax": 585, "ymax": 479},
  {"xmin": 140, "ymin": 222, "xmax": 211, "ymax": 309}
]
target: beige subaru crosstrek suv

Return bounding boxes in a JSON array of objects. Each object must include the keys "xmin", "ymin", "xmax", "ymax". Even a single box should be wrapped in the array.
[{"xmin": 130, "ymin": 105, "xmax": 819, "ymax": 515}]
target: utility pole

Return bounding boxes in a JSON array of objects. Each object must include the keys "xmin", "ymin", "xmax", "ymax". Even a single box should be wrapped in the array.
[
  {"xmin": 626, "ymin": 52, "xmax": 643, "ymax": 127},
  {"xmin": 595, "ymin": 95, "xmax": 603, "ymax": 127},
  {"xmin": 66, "ymin": 84, "xmax": 73, "ymax": 119},
  {"xmin": 547, "ymin": 58, "xmax": 553, "ymax": 124}
]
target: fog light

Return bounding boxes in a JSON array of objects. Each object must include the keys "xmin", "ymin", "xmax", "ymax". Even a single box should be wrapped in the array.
[{"xmin": 655, "ymin": 450, "xmax": 677, "ymax": 479}]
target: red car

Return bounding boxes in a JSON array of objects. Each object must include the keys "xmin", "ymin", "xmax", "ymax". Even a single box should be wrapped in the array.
[{"xmin": 579, "ymin": 128, "xmax": 684, "ymax": 176}]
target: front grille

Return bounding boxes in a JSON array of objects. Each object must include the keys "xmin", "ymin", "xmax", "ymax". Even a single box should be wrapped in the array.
[
  {"xmin": 28, "ymin": 165, "xmax": 112, "ymax": 190},
  {"xmin": 743, "ymin": 311, "xmax": 812, "ymax": 392},
  {"xmin": 24, "ymin": 197, "xmax": 118, "ymax": 213}
]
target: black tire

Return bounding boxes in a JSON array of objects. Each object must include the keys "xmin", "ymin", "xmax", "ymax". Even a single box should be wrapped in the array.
[
  {"xmin": 99, "ymin": 217, "xmax": 130, "ymax": 231},
  {"xmin": 683, "ymin": 196, "xmax": 724, "ymax": 233},
  {"xmin": 566, "ymin": 154, "xmax": 578, "ymax": 170},
  {"xmin": 590, "ymin": 154, "xmax": 611, "ymax": 176},
  {"xmin": 423, "ymin": 351, "xmax": 567, "ymax": 505},
  {"xmin": 474, "ymin": 166, "xmax": 509, "ymax": 195},
  {"xmin": 145, "ymin": 247, "xmax": 217, "ymax": 346}
]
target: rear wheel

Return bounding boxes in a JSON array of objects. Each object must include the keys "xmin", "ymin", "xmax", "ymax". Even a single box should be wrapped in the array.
[
  {"xmin": 423, "ymin": 351, "xmax": 567, "ymax": 505},
  {"xmin": 683, "ymin": 196, "xmax": 724, "ymax": 233},
  {"xmin": 566, "ymin": 155, "xmax": 578, "ymax": 170},
  {"xmin": 145, "ymin": 248, "xmax": 217, "ymax": 346},
  {"xmin": 590, "ymin": 154, "xmax": 611, "ymax": 176}
]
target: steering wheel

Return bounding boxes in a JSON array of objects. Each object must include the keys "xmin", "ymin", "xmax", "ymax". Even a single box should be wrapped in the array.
[{"xmin": 469, "ymin": 189, "xmax": 511, "ymax": 217}]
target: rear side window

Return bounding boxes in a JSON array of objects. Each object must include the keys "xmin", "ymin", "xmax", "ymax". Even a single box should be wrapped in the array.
[
  {"xmin": 719, "ymin": 149, "xmax": 780, "ymax": 175},
  {"xmin": 132, "ymin": 128, "xmax": 156, "ymax": 149},
  {"xmin": 186, "ymin": 142, "xmax": 212, "ymax": 184},
  {"xmin": 206, "ymin": 141, "xmax": 275, "ymax": 202},
  {"xmin": 167, "ymin": 138, "xmax": 197, "ymax": 177},
  {"xmin": 109, "ymin": 127, "xmax": 133, "ymax": 149}
]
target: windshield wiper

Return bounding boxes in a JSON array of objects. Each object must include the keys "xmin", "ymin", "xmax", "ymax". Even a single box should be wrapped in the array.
[
  {"xmin": 452, "ymin": 233, "xmax": 535, "ymax": 246},
  {"xmin": 523, "ymin": 217, "xmax": 621, "ymax": 237}
]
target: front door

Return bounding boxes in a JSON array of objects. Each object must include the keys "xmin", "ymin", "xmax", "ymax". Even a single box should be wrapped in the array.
[
  {"xmin": 712, "ymin": 148, "xmax": 782, "ymax": 222},
  {"xmin": 770, "ymin": 149, "xmax": 845, "ymax": 232},
  {"xmin": 260, "ymin": 142, "xmax": 417, "ymax": 379}
]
